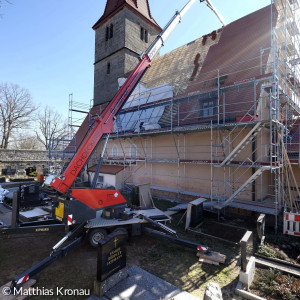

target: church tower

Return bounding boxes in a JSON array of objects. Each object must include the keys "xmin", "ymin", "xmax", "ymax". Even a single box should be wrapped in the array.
[{"xmin": 92, "ymin": 0, "xmax": 161, "ymax": 106}]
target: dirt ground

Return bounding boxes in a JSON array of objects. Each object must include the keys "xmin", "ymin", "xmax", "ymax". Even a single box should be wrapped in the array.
[{"xmin": 0, "ymin": 224, "xmax": 243, "ymax": 300}]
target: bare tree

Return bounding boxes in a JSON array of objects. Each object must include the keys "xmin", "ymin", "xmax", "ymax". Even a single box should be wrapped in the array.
[
  {"xmin": 0, "ymin": 0, "xmax": 11, "ymax": 16},
  {"xmin": 12, "ymin": 132, "xmax": 42, "ymax": 150},
  {"xmin": 0, "ymin": 0, "xmax": 11, "ymax": 8},
  {"xmin": 36, "ymin": 106, "xmax": 68, "ymax": 150},
  {"xmin": 0, "ymin": 83, "xmax": 36, "ymax": 149}
]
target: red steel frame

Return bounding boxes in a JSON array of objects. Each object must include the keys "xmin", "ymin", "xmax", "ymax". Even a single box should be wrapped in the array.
[{"xmin": 50, "ymin": 55, "xmax": 152, "ymax": 209}]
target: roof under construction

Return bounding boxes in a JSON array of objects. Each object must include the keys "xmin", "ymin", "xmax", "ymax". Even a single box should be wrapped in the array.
[{"xmin": 70, "ymin": 5, "xmax": 276, "ymax": 149}]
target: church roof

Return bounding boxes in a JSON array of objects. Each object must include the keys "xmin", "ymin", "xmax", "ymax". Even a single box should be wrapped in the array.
[
  {"xmin": 142, "ymin": 29, "xmax": 222, "ymax": 96},
  {"xmin": 143, "ymin": 5, "xmax": 273, "ymax": 98},
  {"xmin": 68, "ymin": 5, "xmax": 281, "ymax": 149},
  {"xmin": 93, "ymin": 0, "xmax": 161, "ymax": 31}
]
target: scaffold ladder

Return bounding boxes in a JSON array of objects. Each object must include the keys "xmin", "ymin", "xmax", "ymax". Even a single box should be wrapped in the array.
[
  {"xmin": 219, "ymin": 122, "xmax": 264, "ymax": 167},
  {"xmin": 214, "ymin": 166, "xmax": 271, "ymax": 209}
]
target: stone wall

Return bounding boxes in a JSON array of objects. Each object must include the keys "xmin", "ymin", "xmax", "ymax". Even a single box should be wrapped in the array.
[
  {"xmin": 0, "ymin": 149, "xmax": 48, "ymax": 162},
  {"xmin": 93, "ymin": 7, "xmax": 160, "ymax": 105},
  {"xmin": 94, "ymin": 9, "xmax": 126, "ymax": 64},
  {"xmin": 124, "ymin": 8, "xmax": 160, "ymax": 57},
  {"xmin": 94, "ymin": 49, "xmax": 126, "ymax": 105},
  {"xmin": 0, "ymin": 149, "xmax": 61, "ymax": 175}
]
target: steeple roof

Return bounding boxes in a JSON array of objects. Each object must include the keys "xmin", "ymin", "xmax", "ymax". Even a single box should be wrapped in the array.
[{"xmin": 93, "ymin": 0, "xmax": 161, "ymax": 31}]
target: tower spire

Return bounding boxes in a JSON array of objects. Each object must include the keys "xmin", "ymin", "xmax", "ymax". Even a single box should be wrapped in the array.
[{"xmin": 93, "ymin": 0, "xmax": 161, "ymax": 31}]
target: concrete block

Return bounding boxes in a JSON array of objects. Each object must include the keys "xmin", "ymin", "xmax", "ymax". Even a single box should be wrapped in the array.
[
  {"xmin": 94, "ymin": 267, "xmax": 128, "ymax": 297},
  {"xmin": 105, "ymin": 281, "xmax": 156, "ymax": 300},
  {"xmin": 235, "ymin": 281, "xmax": 266, "ymax": 300},
  {"xmin": 239, "ymin": 256, "xmax": 256, "ymax": 289},
  {"xmin": 126, "ymin": 266, "xmax": 200, "ymax": 300}
]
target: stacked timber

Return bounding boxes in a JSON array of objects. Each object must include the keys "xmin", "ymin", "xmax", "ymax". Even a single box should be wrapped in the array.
[{"xmin": 197, "ymin": 251, "xmax": 226, "ymax": 265}]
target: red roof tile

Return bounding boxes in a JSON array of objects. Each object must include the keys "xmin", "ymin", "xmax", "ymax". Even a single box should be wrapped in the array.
[
  {"xmin": 93, "ymin": 0, "xmax": 161, "ymax": 31},
  {"xmin": 186, "ymin": 5, "xmax": 275, "ymax": 94},
  {"xmin": 87, "ymin": 164, "xmax": 125, "ymax": 174},
  {"xmin": 177, "ymin": 5, "xmax": 276, "ymax": 122}
]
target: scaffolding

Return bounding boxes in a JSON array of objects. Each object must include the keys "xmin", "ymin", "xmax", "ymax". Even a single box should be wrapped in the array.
[
  {"xmin": 48, "ymin": 95, "xmax": 92, "ymax": 174},
  {"xmin": 68, "ymin": 93, "xmax": 92, "ymax": 139},
  {"xmin": 102, "ymin": 76, "xmax": 281, "ymax": 210}
]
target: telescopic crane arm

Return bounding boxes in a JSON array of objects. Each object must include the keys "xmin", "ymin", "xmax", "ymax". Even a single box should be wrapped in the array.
[
  {"xmin": 204, "ymin": 0, "xmax": 226, "ymax": 27},
  {"xmin": 50, "ymin": 0, "xmax": 225, "ymax": 206}
]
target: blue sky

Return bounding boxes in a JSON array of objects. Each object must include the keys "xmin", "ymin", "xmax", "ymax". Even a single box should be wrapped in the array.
[{"xmin": 0, "ymin": 0, "xmax": 271, "ymax": 118}]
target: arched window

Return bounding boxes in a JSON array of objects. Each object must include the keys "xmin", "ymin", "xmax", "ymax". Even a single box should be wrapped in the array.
[
  {"xmin": 112, "ymin": 144, "xmax": 118, "ymax": 157},
  {"xmin": 130, "ymin": 144, "xmax": 138, "ymax": 159}
]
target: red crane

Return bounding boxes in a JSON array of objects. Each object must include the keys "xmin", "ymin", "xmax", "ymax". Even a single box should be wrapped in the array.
[{"xmin": 50, "ymin": 0, "xmax": 225, "ymax": 210}]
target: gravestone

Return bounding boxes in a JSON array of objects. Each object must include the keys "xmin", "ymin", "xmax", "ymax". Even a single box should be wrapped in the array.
[
  {"xmin": 240, "ymin": 231, "xmax": 255, "ymax": 289},
  {"xmin": 138, "ymin": 184, "xmax": 154, "ymax": 208},
  {"xmin": 257, "ymin": 214, "xmax": 265, "ymax": 243},
  {"xmin": 25, "ymin": 167, "xmax": 36, "ymax": 176},
  {"xmin": 21, "ymin": 184, "xmax": 40, "ymax": 207},
  {"xmin": 204, "ymin": 282, "xmax": 223, "ymax": 300},
  {"xmin": 185, "ymin": 198, "xmax": 206, "ymax": 230},
  {"xmin": 94, "ymin": 231, "xmax": 128, "ymax": 297},
  {"xmin": 240, "ymin": 231, "xmax": 253, "ymax": 272}
]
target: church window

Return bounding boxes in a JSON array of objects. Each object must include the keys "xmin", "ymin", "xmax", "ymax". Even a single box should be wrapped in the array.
[
  {"xmin": 200, "ymin": 99, "xmax": 216, "ymax": 118},
  {"xmin": 107, "ymin": 62, "xmax": 111, "ymax": 74},
  {"xmin": 130, "ymin": 144, "xmax": 138, "ymax": 159},
  {"xmin": 105, "ymin": 24, "xmax": 114, "ymax": 41},
  {"xmin": 110, "ymin": 24, "xmax": 114, "ymax": 38},
  {"xmin": 105, "ymin": 26, "xmax": 109, "ymax": 41},
  {"xmin": 140, "ymin": 27, "xmax": 148, "ymax": 42},
  {"xmin": 112, "ymin": 144, "xmax": 118, "ymax": 157}
]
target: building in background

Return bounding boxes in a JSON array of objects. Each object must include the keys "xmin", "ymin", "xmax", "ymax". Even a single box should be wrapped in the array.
[{"xmin": 87, "ymin": 164, "xmax": 126, "ymax": 190}]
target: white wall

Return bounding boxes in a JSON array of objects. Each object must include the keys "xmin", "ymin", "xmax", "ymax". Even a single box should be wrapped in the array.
[{"xmin": 89, "ymin": 171, "xmax": 124, "ymax": 190}]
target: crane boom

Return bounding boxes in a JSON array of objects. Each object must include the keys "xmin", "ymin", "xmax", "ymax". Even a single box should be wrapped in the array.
[
  {"xmin": 50, "ymin": 0, "xmax": 223, "ymax": 209},
  {"xmin": 205, "ymin": 0, "xmax": 226, "ymax": 26},
  {"xmin": 50, "ymin": 56, "xmax": 151, "ymax": 194}
]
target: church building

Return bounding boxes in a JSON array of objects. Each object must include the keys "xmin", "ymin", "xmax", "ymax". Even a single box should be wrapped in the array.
[{"xmin": 69, "ymin": 0, "xmax": 300, "ymax": 232}]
